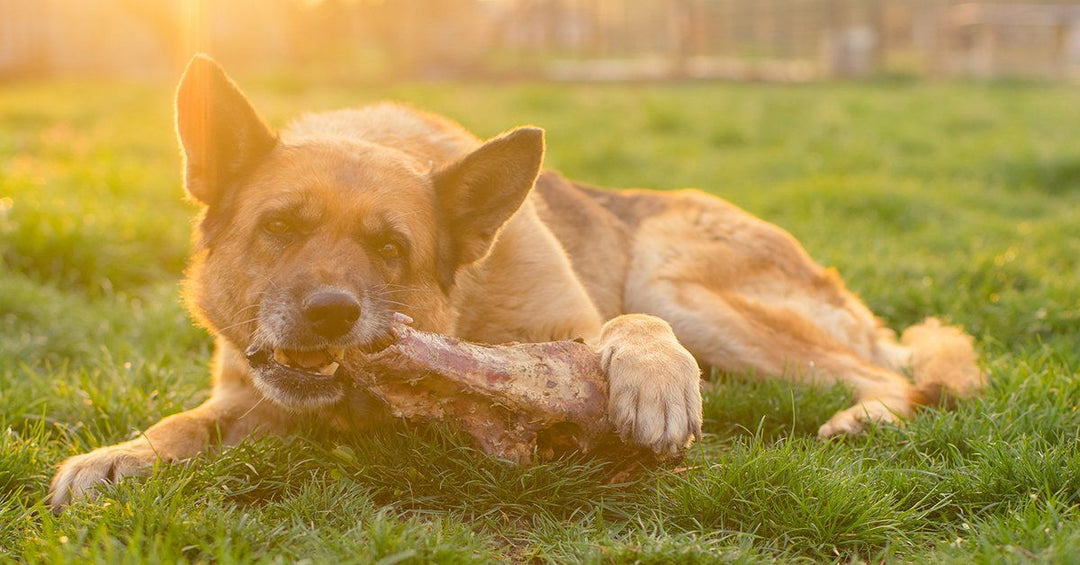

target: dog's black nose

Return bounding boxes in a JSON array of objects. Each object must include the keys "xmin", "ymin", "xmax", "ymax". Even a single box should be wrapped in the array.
[{"xmin": 302, "ymin": 290, "xmax": 361, "ymax": 338}]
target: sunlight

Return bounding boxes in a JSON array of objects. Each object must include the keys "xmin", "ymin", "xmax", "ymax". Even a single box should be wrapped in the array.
[{"xmin": 179, "ymin": 0, "xmax": 209, "ymax": 63}]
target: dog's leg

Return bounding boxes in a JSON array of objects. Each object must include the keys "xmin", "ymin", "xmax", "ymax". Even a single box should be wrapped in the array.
[
  {"xmin": 49, "ymin": 347, "xmax": 291, "ymax": 509},
  {"xmin": 594, "ymin": 314, "xmax": 703, "ymax": 457},
  {"xmin": 628, "ymin": 281, "xmax": 920, "ymax": 438},
  {"xmin": 617, "ymin": 194, "xmax": 984, "ymax": 438}
]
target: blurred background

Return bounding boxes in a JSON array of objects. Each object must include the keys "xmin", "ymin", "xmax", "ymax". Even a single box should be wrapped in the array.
[{"xmin": 3, "ymin": 0, "xmax": 1080, "ymax": 83}]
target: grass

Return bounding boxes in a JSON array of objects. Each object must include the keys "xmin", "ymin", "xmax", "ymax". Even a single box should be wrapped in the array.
[{"xmin": 2, "ymin": 76, "xmax": 1079, "ymax": 562}]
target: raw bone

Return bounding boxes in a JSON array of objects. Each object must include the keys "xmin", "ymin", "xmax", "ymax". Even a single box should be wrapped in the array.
[{"xmin": 350, "ymin": 315, "xmax": 625, "ymax": 464}]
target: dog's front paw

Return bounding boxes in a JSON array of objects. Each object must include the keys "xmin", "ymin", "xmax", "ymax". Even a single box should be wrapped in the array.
[
  {"xmin": 599, "ymin": 315, "xmax": 703, "ymax": 458},
  {"xmin": 49, "ymin": 439, "xmax": 159, "ymax": 510}
]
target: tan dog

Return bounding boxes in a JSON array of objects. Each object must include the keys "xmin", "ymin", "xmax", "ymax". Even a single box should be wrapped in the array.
[{"xmin": 49, "ymin": 56, "xmax": 983, "ymax": 508}]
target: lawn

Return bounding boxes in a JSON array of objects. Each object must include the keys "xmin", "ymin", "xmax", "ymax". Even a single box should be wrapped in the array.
[{"xmin": 2, "ymin": 76, "xmax": 1079, "ymax": 562}]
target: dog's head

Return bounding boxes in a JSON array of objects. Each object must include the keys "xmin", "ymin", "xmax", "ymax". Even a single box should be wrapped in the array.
[{"xmin": 176, "ymin": 56, "xmax": 543, "ymax": 411}]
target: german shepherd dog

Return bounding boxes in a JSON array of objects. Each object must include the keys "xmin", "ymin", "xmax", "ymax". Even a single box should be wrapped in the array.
[{"xmin": 49, "ymin": 56, "xmax": 983, "ymax": 508}]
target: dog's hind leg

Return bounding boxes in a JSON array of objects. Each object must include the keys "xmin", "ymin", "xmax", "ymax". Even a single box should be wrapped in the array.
[
  {"xmin": 618, "ymin": 192, "xmax": 983, "ymax": 437},
  {"xmin": 628, "ymin": 279, "xmax": 918, "ymax": 437}
]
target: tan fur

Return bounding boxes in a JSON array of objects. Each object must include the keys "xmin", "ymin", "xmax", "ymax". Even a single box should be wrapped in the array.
[
  {"xmin": 598, "ymin": 314, "xmax": 703, "ymax": 456},
  {"xmin": 49, "ymin": 56, "xmax": 983, "ymax": 508}
]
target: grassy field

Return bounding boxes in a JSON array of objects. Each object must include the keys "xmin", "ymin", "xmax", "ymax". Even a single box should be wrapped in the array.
[{"xmin": 2, "ymin": 77, "xmax": 1079, "ymax": 562}]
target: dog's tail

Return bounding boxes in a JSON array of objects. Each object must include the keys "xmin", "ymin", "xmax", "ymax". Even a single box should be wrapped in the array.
[{"xmin": 901, "ymin": 317, "xmax": 985, "ymax": 408}]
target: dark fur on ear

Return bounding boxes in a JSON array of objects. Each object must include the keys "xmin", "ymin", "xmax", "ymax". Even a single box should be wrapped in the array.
[
  {"xmin": 434, "ymin": 127, "xmax": 545, "ymax": 288},
  {"xmin": 176, "ymin": 54, "xmax": 277, "ymax": 206}
]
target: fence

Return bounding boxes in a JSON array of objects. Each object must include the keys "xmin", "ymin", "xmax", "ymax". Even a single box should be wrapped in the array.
[{"xmin": 2, "ymin": 0, "xmax": 1079, "ymax": 81}]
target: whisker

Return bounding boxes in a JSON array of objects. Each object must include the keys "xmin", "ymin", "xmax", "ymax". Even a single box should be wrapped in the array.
[
  {"xmin": 238, "ymin": 396, "xmax": 267, "ymax": 421},
  {"xmin": 254, "ymin": 273, "xmax": 281, "ymax": 291},
  {"xmin": 369, "ymin": 284, "xmax": 411, "ymax": 292},
  {"xmin": 216, "ymin": 317, "xmax": 260, "ymax": 333},
  {"xmin": 231, "ymin": 303, "xmax": 261, "ymax": 315}
]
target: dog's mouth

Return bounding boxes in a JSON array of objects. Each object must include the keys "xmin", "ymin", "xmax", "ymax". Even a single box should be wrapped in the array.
[
  {"xmin": 247, "ymin": 345, "xmax": 346, "ymax": 377},
  {"xmin": 240, "ymin": 313, "xmax": 409, "ymax": 411},
  {"xmin": 244, "ymin": 344, "xmax": 350, "ymax": 410},
  {"xmin": 275, "ymin": 346, "xmax": 344, "ymax": 376}
]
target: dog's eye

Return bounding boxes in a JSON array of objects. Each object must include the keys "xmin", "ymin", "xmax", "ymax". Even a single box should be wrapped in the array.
[
  {"xmin": 263, "ymin": 218, "xmax": 293, "ymax": 235},
  {"xmin": 379, "ymin": 242, "xmax": 401, "ymax": 260}
]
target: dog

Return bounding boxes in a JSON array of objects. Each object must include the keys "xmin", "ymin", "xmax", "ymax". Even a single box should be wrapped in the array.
[{"xmin": 48, "ymin": 55, "xmax": 984, "ymax": 508}]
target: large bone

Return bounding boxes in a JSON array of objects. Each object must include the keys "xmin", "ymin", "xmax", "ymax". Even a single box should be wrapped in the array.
[{"xmin": 349, "ymin": 315, "xmax": 631, "ymax": 464}]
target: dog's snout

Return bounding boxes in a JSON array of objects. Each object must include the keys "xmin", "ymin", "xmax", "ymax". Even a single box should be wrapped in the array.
[{"xmin": 302, "ymin": 290, "xmax": 361, "ymax": 338}]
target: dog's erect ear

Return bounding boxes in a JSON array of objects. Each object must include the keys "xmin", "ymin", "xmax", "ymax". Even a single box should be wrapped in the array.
[
  {"xmin": 176, "ymin": 54, "xmax": 277, "ymax": 206},
  {"xmin": 434, "ymin": 127, "xmax": 544, "ymax": 286}
]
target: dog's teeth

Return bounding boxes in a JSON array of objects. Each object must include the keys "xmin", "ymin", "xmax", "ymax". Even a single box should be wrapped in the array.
[
  {"xmin": 273, "ymin": 348, "xmax": 290, "ymax": 365},
  {"xmin": 329, "ymin": 347, "xmax": 345, "ymax": 362},
  {"xmin": 318, "ymin": 362, "xmax": 339, "ymax": 376}
]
